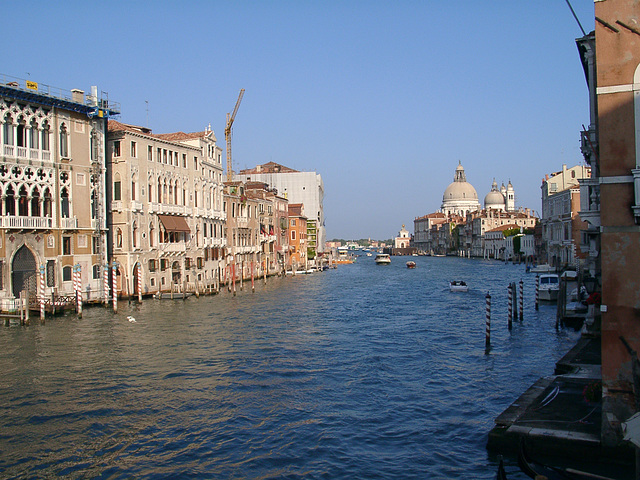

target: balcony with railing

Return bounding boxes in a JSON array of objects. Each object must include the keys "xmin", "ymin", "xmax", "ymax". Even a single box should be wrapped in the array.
[
  {"xmin": 60, "ymin": 217, "xmax": 78, "ymax": 230},
  {"xmin": 3, "ymin": 144, "xmax": 53, "ymax": 163},
  {"xmin": 0, "ymin": 215, "xmax": 53, "ymax": 229},
  {"xmin": 160, "ymin": 242, "xmax": 187, "ymax": 254}
]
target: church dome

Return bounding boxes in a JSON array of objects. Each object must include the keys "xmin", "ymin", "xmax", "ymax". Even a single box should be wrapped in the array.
[
  {"xmin": 484, "ymin": 179, "xmax": 505, "ymax": 209},
  {"xmin": 442, "ymin": 163, "xmax": 479, "ymax": 203},
  {"xmin": 441, "ymin": 162, "xmax": 481, "ymax": 216}
]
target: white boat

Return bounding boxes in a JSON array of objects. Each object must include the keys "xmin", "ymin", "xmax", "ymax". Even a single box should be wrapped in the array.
[
  {"xmin": 406, "ymin": 261, "xmax": 416, "ymax": 269},
  {"xmin": 538, "ymin": 273, "xmax": 559, "ymax": 302},
  {"xmin": 375, "ymin": 254, "xmax": 391, "ymax": 264},
  {"xmin": 530, "ymin": 264, "xmax": 553, "ymax": 273},
  {"xmin": 449, "ymin": 280, "xmax": 468, "ymax": 292}
]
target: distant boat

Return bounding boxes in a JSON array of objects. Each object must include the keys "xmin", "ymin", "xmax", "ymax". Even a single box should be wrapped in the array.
[
  {"xmin": 406, "ymin": 261, "xmax": 416, "ymax": 269},
  {"xmin": 530, "ymin": 264, "xmax": 553, "ymax": 273},
  {"xmin": 449, "ymin": 280, "xmax": 468, "ymax": 292},
  {"xmin": 375, "ymin": 253, "xmax": 391, "ymax": 264}
]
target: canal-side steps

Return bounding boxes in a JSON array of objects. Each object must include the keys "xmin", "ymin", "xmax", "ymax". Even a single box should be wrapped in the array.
[{"xmin": 487, "ymin": 334, "xmax": 634, "ymax": 466}]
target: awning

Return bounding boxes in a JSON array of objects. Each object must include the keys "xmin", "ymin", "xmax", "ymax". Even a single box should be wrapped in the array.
[{"xmin": 158, "ymin": 214, "xmax": 190, "ymax": 233}]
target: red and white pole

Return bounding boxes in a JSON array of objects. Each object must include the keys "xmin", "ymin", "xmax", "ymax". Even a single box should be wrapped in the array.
[
  {"xmin": 137, "ymin": 262, "xmax": 142, "ymax": 303},
  {"xmin": 112, "ymin": 261, "xmax": 118, "ymax": 313},
  {"xmin": 39, "ymin": 265, "xmax": 45, "ymax": 319},
  {"xmin": 104, "ymin": 264, "xmax": 109, "ymax": 305}
]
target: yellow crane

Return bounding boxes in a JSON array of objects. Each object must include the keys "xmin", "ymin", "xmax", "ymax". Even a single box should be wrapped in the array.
[{"xmin": 225, "ymin": 88, "xmax": 245, "ymax": 182}]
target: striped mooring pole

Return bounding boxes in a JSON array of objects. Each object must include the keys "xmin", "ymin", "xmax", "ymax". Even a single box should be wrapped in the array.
[
  {"xmin": 535, "ymin": 275, "xmax": 539, "ymax": 310},
  {"xmin": 104, "ymin": 264, "xmax": 110, "ymax": 305},
  {"xmin": 485, "ymin": 292, "xmax": 491, "ymax": 352},
  {"xmin": 39, "ymin": 265, "xmax": 45, "ymax": 320},
  {"xmin": 507, "ymin": 283, "xmax": 513, "ymax": 330},
  {"xmin": 232, "ymin": 262, "xmax": 236, "ymax": 296},
  {"xmin": 112, "ymin": 261, "xmax": 118, "ymax": 314},
  {"xmin": 251, "ymin": 261, "xmax": 255, "ymax": 292},
  {"xmin": 75, "ymin": 264, "xmax": 82, "ymax": 318},
  {"xmin": 137, "ymin": 262, "xmax": 143, "ymax": 303},
  {"xmin": 519, "ymin": 279, "xmax": 524, "ymax": 320}
]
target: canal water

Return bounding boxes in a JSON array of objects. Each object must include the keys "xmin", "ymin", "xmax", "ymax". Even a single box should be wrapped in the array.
[{"xmin": 0, "ymin": 256, "xmax": 580, "ymax": 479}]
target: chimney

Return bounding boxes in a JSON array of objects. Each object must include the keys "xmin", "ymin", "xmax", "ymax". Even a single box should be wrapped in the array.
[{"xmin": 71, "ymin": 89, "xmax": 85, "ymax": 103}]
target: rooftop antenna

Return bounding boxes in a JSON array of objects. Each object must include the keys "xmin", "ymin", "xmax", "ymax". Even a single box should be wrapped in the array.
[{"xmin": 565, "ymin": 0, "xmax": 587, "ymax": 36}]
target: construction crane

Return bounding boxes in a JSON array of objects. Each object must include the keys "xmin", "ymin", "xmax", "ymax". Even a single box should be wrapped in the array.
[{"xmin": 225, "ymin": 88, "xmax": 245, "ymax": 182}]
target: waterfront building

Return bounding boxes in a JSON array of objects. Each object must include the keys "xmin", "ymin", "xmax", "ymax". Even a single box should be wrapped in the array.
[
  {"xmin": 413, "ymin": 213, "xmax": 447, "ymax": 253},
  {"xmin": 223, "ymin": 182, "xmax": 259, "ymax": 282},
  {"xmin": 441, "ymin": 162, "xmax": 481, "ymax": 217},
  {"xmin": 394, "ymin": 225, "xmax": 410, "ymax": 249},
  {"xmin": 236, "ymin": 162, "xmax": 325, "ymax": 253},
  {"xmin": 107, "ymin": 120, "xmax": 225, "ymax": 296},
  {"xmin": 483, "ymin": 224, "xmax": 519, "ymax": 260},
  {"xmin": 287, "ymin": 203, "xmax": 307, "ymax": 270},
  {"xmin": 540, "ymin": 164, "xmax": 591, "ymax": 269},
  {"xmin": 245, "ymin": 181, "xmax": 289, "ymax": 275},
  {"xmin": 0, "ymin": 77, "xmax": 118, "ymax": 305},
  {"xmin": 588, "ymin": 0, "xmax": 640, "ymax": 447}
]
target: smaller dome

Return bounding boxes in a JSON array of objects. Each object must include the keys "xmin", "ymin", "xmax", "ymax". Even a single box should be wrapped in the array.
[
  {"xmin": 484, "ymin": 190, "xmax": 505, "ymax": 208},
  {"xmin": 484, "ymin": 179, "xmax": 505, "ymax": 209}
]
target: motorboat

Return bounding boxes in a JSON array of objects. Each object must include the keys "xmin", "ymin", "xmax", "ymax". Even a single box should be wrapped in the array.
[
  {"xmin": 449, "ymin": 280, "xmax": 468, "ymax": 292},
  {"xmin": 538, "ymin": 273, "xmax": 560, "ymax": 302},
  {"xmin": 406, "ymin": 261, "xmax": 416, "ymax": 269},
  {"xmin": 375, "ymin": 254, "xmax": 391, "ymax": 264},
  {"xmin": 530, "ymin": 264, "xmax": 554, "ymax": 273}
]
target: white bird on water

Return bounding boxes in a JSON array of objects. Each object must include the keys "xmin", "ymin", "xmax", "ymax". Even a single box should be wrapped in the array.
[{"xmin": 127, "ymin": 316, "xmax": 136, "ymax": 323}]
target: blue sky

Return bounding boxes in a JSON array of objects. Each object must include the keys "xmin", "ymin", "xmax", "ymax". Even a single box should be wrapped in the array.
[{"xmin": 5, "ymin": 1, "xmax": 595, "ymax": 240}]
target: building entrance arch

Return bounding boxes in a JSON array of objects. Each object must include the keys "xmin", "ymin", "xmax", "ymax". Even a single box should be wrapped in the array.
[{"xmin": 12, "ymin": 245, "xmax": 37, "ymax": 298}]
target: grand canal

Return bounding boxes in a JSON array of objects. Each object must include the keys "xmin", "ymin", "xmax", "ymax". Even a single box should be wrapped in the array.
[{"xmin": 0, "ymin": 256, "xmax": 580, "ymax": 479}]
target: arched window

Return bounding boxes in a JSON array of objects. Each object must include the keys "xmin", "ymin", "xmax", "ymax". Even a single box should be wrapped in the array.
[
  {"xmin": 63, "ymin": 265, "xmax": 72, "ymax": 282},
  {"xmin": 132, "ymin": 222, "xmax": 138, "ymax": 248},
  {"xmin": 18, "ymin": 185, "xmax": 28, "ymax": 216},
  {"xmin": 157, "ymin": 178, "xmax": 162, "ymax": 203},
  {"xmin": 5, "ymin": 185, "xmax": 15, "ymax": 215},
  {"xmin": 43, "ymin": 188, "xmax": 52, "ymax": 217},
  {"xmin": 173, "ymin": 180, "xmax": 178, "ymax": 205},
  {"xmin": 168, "ymin": 182, "xmax": 173, "ymax": 204},
  {"xmin": 60, "ymin": 187, "xmax": 70, "ymax": 218},
  {"xmin": 131, "ymin": 174, "xmax": 137, "ymax": 201},
  {"xmin": 149, "ymin": 222, "xmax": 155, "ymax": 248},
  {"xmin": 29, "ymin": 118, "xmax": 39, "ymax": 149},
  {"xmin": 59, "ymin": 123, "xmax": 68, "ymax": 157},
  {"xmin": 41, "ymin": 121, "xmax": 50, "ymax": 151},
  {"xmin": 31, "ymin": 187, "xmax": 41, "ymax": 216},
  {"xmin": 3, "ymin": 113, "xmax": 13, "ymax": 145},
  {"xmin": 16, "ymin": 116, "xmax": 26, "ymax": 148},
  {"xmin": 113, "ymin": 173, "xmax": 121, "ymax": 201}
]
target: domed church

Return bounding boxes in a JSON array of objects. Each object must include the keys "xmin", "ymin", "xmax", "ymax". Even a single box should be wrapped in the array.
[
  {"xmin": 483, "ymin": 179, "xmax": 515, "ymax": 212},
  {"xmin": 441, "ymin": 162, "xmax": 481, "ymax": 217}
]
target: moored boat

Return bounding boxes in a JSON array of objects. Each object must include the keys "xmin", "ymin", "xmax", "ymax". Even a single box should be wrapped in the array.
[
  {"xmin": 375, "ymin": 253, "xmax": 391, "ymax": 264},
  {"xmin": 538, "ymin": 273, "xmax": 559, "ymax": 302}
]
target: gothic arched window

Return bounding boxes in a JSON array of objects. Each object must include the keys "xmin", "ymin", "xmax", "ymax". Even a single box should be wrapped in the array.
[
  {"xmin": 60, "ymin": 187, "xmax": 70, "ymax": 218},
  {"xmin": 59, "ymin": 123, "xmax": 68, "ymax": 157}
]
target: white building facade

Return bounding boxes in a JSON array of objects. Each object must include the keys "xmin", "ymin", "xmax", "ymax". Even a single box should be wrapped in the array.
[{"xmin": 236, "ymin": 162, "xmax": 325, "ymax": 252}]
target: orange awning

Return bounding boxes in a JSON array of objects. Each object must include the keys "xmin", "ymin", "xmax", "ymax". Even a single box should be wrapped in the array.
[{"xmin": 158, "ymin": 214, "xmax": 190, "ymax": 233}]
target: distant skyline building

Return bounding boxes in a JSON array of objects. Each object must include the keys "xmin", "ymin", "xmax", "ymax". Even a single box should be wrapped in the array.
[{"xmin": 236, "ymin": 162, "xmax": 325, "ymax": 252}]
